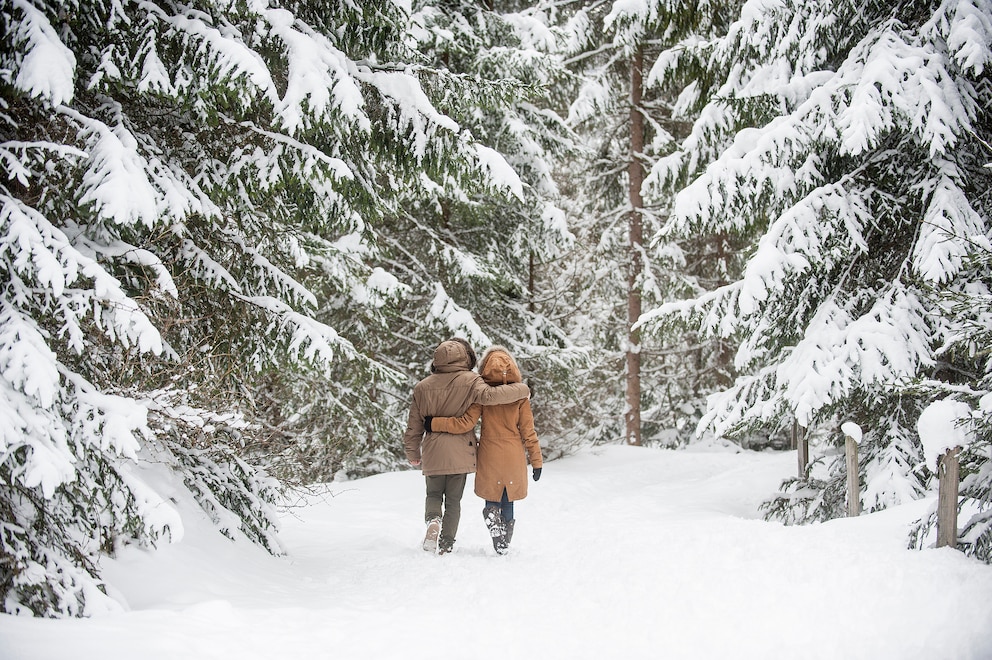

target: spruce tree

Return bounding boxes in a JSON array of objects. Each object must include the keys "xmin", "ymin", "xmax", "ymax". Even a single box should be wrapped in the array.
[
  {"xmin": 0, "ymin": 0, "xmax": 566, "ymax": 615},
  {"xmin": 552, "ymin": 0, "xmax": 740, "ymax": 447},
  {"xmin": 638, "ymin": 0, "xmax": 992, "ymax": 538},
  {"xmin": 375, "ymin": 0, "xmax": 584, "ymax": 455}
]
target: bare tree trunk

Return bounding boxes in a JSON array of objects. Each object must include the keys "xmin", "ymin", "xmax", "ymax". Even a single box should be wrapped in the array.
[
  {"xmin": 528, "ymin": 250, "xmax": 536, "ymax": 313},
  {"xmin": 625, "ymin": 46, "xmax": 644, "ymax": 446}
]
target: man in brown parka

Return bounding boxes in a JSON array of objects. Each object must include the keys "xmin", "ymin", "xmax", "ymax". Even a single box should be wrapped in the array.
[
  {"xmin": 402, "ymin": 338, "xmax": 529, "ymax": 554},
  {"xmin": 428, "ymin": 346, "xmax": 543, "ymax": 554}
]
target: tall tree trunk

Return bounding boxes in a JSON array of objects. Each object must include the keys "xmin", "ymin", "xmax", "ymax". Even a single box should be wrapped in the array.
[
  {"xmin": 528, "ymin": 250, "xmax": 536, "ymax": 313},
  {"xmin": 625, "ymin": 46, "xmax": 644, "ymax": 446},
  {"xmin": 713, "ymin": 231, "xmax": 734, "ymax": 388}
]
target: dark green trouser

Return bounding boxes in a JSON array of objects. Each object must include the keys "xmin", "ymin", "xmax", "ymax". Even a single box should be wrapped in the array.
[{"xmin": 425, "ymin": 473, "xmax": 467, "ymax": 547}]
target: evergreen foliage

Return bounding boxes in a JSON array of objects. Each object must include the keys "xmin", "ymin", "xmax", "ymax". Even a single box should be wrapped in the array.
[
  {"xmin": 909, "ymin": 240, "xmax": 992, "ymax": 560},
  {"xmin": 638, "ymin": 0, "xmax": 992, "ymax": 546},
  {"xmin": 551, "ymin": 0, "xmax": 744, "ymax": 446},
  {"xmin": 377, "ymin": 0, "xmax": 585, "ymax": 456},
  {"xmin": 3, "ymin": 0, "xmax": 991, "ymax": 619},
  {"xmin": 0, "ymin": 0, "xmax": 577, "ymax": 615}
]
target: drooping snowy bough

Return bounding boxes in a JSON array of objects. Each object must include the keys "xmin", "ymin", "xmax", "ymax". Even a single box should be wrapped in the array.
[
  {"xmin": 0, "ymin": 0, "xmax": 578, "ymax": 616},
  {"xmin": 634, "ymin": 0, "xmax": 992, "ymax": 555}
]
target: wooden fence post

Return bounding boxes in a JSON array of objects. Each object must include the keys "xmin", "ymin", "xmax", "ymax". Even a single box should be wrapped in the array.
[
  {"xmin": 937, "ymin": 447, "xmax": 961, "ymax": 549},
  {"xmin": 795, "ymin": 421, "xmax": 808, "ymax": 479},
  {"xmin": 845, "ymin": 433, "xmax": 860, "ymax": 517}
]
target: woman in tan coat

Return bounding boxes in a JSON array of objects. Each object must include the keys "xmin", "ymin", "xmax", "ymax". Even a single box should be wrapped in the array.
[{"xmin": 426, "ymin": 346, "xmax": 543, "ymax": 554}]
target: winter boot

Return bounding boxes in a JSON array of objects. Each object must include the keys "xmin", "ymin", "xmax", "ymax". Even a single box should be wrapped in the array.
[
  {"xmin": 483, "ymin": 505, "xmax": 508, "ymax": 554},
  {"xmin": 423, "ymin": 517, "xmax": 442, "ymax": 553},
  {"xmin": 493, "ymin": 519, "xmax": 515, "ymax": 555},
  {"xmin": 438, "ymin": 535, "xmax": 455, "ymax": 555}
]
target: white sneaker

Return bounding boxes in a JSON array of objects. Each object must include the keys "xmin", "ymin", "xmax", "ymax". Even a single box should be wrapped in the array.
[{"xmin": 423, "ymin": 518, "xmax": 441, "ymax": 553}]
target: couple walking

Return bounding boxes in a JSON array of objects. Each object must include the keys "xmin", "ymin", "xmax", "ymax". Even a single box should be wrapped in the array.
[{"xmin": 402, "ymin": 338, "xmax": 543, "ymax": 555}]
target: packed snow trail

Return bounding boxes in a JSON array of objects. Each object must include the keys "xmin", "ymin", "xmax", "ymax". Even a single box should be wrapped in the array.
[{"xmin": 2, "ymin": 444, "xmax": 991, "ymax": 659}]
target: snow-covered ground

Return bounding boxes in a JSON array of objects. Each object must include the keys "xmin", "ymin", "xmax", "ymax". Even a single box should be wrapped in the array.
[{"xmin": 2, "ymin": 444, "xmax": 991, "ymax": 659}]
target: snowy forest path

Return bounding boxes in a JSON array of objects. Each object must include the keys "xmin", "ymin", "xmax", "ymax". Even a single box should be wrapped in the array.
[{"xmin": 2, "ymin": 445, "xmax": 992, "ymax": 659}]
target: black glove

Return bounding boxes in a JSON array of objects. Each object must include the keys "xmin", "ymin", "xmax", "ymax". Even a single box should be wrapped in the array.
[
  {"xmin": 532, "ymin": 467, "xmax": 542, "ymax": 481},
  {"xmin": 424, "ymin": 416, "xmax": 433, "ymax": 433}
]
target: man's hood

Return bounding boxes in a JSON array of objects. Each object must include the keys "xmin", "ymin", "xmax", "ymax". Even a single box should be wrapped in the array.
[{"xmin": 432, "ymin": 339, "xmax": 474, "ymax": 373}]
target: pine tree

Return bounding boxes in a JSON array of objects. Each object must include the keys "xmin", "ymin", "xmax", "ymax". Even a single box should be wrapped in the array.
[
  {"xmin": 553, "ymin": 0, "xmax": 740, "ymax": 447},
  {"xmin": 910, "ymin": 238, "xmax": 992, "ymax": 560},
  {"xmin": 638, "ymin": 0, "xmax": 992, "ymax": 533},
  {"xmin": 1, "ymin": 0, "xmax": 560, "ymax": 615},
  {"xmin": 951, "ymin": 239, "xmax": 992, "ymax": 561},
  {"xmin": 369, "ymin": 0, "xmax": 585, "ymax": 455}
]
